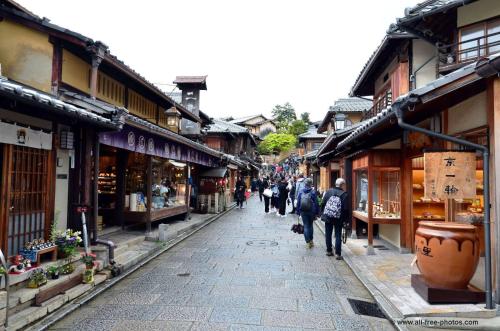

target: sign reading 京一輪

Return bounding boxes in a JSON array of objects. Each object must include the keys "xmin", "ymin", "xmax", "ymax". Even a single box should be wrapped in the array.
[{"xmin": 424, "ymin": 151, "xmax": 476, "ymax": 200}]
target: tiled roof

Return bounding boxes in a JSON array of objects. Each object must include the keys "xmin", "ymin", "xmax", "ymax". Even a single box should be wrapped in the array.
[
  {"xmin": 338, "ymin": 57, "xmax": 482, "ymax": 150},
  {"xmin": 316, "ymin": 121, "xmax": 365, "ymax": 158},
  {"xmin": 329, "ymin": 98, "xmax": 372, "ymax": 113},
  {"xmin": 174, "ymin": 76, "xmax": 207, "ymax": 84},
  {"xmin": 0, "ymin": 77, "xmax": 120, "ymax": 129},
  {"xmin": 207, "ymin": 119, "xmax": 249, "ymax": 134},
  {"xmin": 229, "ymin": 114, "xmax": 268, "ymax": 124},
  {"xmin": 397, "ymin": 0, "xmax": 474, "ymax": 24},
  {"xmin": 298, "ymin": 129, "xmax": 327, "ymax": 140},
  {"xmin": 317, "ymin": 97, "xmax": 371, "ymax": 133}
]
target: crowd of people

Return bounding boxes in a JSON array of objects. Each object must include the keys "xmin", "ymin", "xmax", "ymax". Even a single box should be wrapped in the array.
[{"xmin": 248, "ymin": 172, "xmax": 349, "ymax": 260}]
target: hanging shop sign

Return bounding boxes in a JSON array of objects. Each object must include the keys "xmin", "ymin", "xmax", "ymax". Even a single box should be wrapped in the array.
[
  {"xmin": 0, "ymin": 121, "xmax": 52, "ymax": 150},
  {"xmin": 424, "ymin": 151, "xmax": 476, "ymax": 200},
  {"xmin": 99, "ymin": 125, "xmax": 219, "ymax": 167}
]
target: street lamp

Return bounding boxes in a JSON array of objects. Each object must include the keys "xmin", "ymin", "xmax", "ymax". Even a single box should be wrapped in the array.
[{"xmin": 334, "ymin": 113, "xmax": 347, "ymax": 131}]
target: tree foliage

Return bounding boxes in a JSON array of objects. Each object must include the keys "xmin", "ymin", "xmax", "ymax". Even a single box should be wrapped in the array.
[
  {"xmin": 272, "ymin": 102, "xmax": 296, "ymax": 131},
  {"xmin": 300, "ymin": 112, "xmax": 311, "ymax": 125},
  {"xmin": 257, "ymin": 133, "xmax": 297, "ymax": 155},
  {"xmin": 288, "ymin": 120, "xmax": 308, "ymax": 137}
]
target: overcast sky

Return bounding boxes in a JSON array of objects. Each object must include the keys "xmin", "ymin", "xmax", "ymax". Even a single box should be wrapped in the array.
[{"xmin": 18, "ymin": 0, "xmax": 416, "ymax": 122}]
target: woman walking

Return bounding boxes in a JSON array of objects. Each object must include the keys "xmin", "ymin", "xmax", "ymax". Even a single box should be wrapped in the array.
[
  {"xmin": 277, "ymin": 175, "xmax": 289, "ymax": 217},
  {"xmin": 270, "ymin": 177, "xmax": 279, "ymax": 212},
  {"xmin": 296, "ymin": 178, "xmax": 319, "ymax": 248},
  {"xmin": 263, "ymin": 176, "xmax": 271, "ymax": 213},
  {"xmin": 235, "ymin": 176, "xmax": 246, "ymax": 209}
]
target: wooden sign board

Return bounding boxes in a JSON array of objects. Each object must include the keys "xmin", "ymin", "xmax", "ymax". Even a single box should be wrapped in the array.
[{"xmin": 424, "ymin": 151, "xmax": 476, "ymax": 200}]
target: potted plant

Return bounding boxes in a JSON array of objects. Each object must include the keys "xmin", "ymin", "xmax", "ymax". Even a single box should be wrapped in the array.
[
  {"xmin": 60, "ymin": 259, "xmax": 75, "ymax": 275},
  {"xmin": 53, "ymin": 229, "xmax": 82, "ymax": 259},
  {"xmin": 27, "ymin": 268, "xmax": 47, "ymax": 288},
  {"xmin": 81, "ymin": 253, "xmax": 96, "ymax": 284},
  {"xmin": 47, "ymin": 265, "xmax": 60, "ymax": 279}
]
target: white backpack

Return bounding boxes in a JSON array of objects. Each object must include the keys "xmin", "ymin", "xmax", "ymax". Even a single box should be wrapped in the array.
[{"xmin": 324, "ymin": 193, "xmax": 342, "ymax": 219}]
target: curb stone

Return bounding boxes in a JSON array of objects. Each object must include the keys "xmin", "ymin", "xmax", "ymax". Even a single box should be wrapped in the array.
[
  {"xmin": 23, "ymin": 204, "xmax": 237, "ymax": 331},
  {"xmin": 314, "ymin": 220, "xmax": 409, "ymax": 331}
]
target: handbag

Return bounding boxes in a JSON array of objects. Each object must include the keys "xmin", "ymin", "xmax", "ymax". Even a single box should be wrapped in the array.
[
  {"xmin": 263, "ymin": 188, "xmax": 272, "ymax": 197},
  {"xmin": 291, "ymin": 216, "xmax": 304, "ymax": 234}
]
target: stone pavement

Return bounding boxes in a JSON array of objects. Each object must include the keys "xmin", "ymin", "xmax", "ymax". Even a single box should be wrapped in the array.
[{"xmin": 49, "ymin": 196, "xmax": 394, "ymax": 331}]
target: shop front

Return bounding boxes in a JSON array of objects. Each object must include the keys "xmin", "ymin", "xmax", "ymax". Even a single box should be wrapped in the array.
[{"xmin": 98, "ymin": 122, "xmax": 221, "ymax": 231}]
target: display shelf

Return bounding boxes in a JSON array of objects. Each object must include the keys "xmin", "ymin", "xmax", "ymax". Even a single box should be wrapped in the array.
[{"xmin": 413, "ymin": 201, "xmax": 445, "ymax": 205}]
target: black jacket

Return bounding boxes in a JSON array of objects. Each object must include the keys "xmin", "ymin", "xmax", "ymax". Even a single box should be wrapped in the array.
[{"xmin": 321, "ymin": 187, "xmax": 348, "ymax": 221}]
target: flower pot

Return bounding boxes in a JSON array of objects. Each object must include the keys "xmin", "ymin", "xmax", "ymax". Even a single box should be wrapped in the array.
[
  {"xmin": 61, "ymin": 263, "xmax": 75, "ymax": 275},
  {"xmin": 415, "ymin": 221, "xmax": 480, "ymax": 289},
  {"xmin": 83, "ymin": 268, "xmax": 94, "ymax": 284},
  {"xmin": 50, "ymin": 273, "xmax": 59, "ymax": 280}
]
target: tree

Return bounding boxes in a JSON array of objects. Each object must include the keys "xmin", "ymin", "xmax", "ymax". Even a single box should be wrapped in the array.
[
  {"xmin": 288, "ymin": 120, "xmax": 308, "ymax": 136},
  {"xmin": 272, "ymin": 102, "xmax": 296, "ymax": 131},
  {"xmin": 300, "ymin": 112, "xmax": 311, "ymax": 125},
  {"xmin": 257, "ymin": 133, "xmax": 297, "ymax": 155}
]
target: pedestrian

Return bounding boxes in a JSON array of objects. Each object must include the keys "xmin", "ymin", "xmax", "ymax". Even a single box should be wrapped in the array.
[
  {"xmin": 321, "ymin": 178, "xmax": 348, "ymax": 259},
  {"xmin": 289, "ymin": 175, "xmax": 297, "ymax": 214},
  {"xmin": 262, "ymin": 176, "xmax": 271, "ymax": 213},
  {"xmin": 294, "ymin": 173, "xmax": 306, "ymax": 203},
  {"xmin": 251, "ymin": 177, "xmax": 257, "ymax": 193},
  {"xmin": 277, "ymin": 175, "xmax": 289, "ymax": 217},
  {"xmin": 270, "ymin": 177, "xmax": 279, "ymax": 212},
  {"xmin": 235, "ymin": 176, "xmax": 246, "ymax": 209},
  {"xmin": 257, "ymin": 176, "xmax": 264, "ymax": 202},
  {"xmin": 296, "ymin": 178, "xmax": 319, "ymax": 248}
]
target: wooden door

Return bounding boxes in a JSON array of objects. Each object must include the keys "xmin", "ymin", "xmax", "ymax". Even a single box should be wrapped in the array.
[{"xmin": 3, "ymin": 145, "xmax": 52, "ymax": 257}]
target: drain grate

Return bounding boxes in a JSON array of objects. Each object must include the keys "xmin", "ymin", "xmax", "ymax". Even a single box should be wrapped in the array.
[
  {"xmin": 246, "ymin": 240, "xmax": 278, "ymax": 247},
  {"xmin": 176, "ymin": 273, "xmax": 190, "ymax": 277},
  {"xmin": 363, "ymin": 245, "xmax": 388, "ymax": 249},
  {"xmin": 348, "ymin": 298, "xmax": 386, "ymax": 319}
]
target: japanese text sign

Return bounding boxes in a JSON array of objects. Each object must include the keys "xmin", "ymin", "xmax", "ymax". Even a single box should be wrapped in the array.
[{"xmin": 424, "ymin": 151, "xmax": 476, "ymax": 200}]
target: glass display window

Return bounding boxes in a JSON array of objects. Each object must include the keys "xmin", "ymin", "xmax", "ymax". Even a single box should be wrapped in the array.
[
  {"xmin": 372, "ymin": 170, "xmax": 401, "ymax": 219},
  {"xmin": 355, "ymin": 169, "xmax": 369, "ymax": 215},
  {"xmin": 126, "ymin": 153, "xmax": 147, "ymax": 212},
  {"xmin": 151, "ymin": 158, "xmax": 187, "ymax": 210}
]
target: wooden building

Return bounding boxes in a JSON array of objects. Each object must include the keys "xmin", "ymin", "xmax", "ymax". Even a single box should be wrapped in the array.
[
  {"xmin": 316, "ymin": 0, "xmax": 500, "ymax": 305},
  {"xmin": 0, "ymin": 1, "xmax": 226, "ymax": 255},
  {"xmin": 229, "ymin": 114, "xmax": 277, "ymax": 138}
]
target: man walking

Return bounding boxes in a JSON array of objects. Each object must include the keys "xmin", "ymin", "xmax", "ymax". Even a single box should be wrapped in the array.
[
  {"xmin": 321, "ymin": 178, "xmax": 348, "ymax": 260},
  {"xmin": 296, "ymin": 178, "xmax": 319, "ymax": 248}
]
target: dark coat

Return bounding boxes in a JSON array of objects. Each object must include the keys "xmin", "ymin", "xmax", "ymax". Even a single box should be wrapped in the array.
[{"xmin": 235, "ymin": 180, "xmax": 246, "ymax": 200}]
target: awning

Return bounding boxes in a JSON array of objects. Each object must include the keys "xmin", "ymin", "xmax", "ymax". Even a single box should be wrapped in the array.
[{"xmin": 200, "ymin": 167, "xmax": 228, "ymax": 178}]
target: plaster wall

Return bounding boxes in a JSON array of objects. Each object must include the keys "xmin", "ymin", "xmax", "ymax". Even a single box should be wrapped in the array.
[
  {"xmin": 412, "ymin": 39, "xmax": 437, "ymax": 89},
  {"xmin": 458, "ymin": 0, "xmax": 500, "ymax": 27},
  {"xmin": 379, "ymin": 224, "xmax": 401, "ymax": 248},
  {"xmin": 0, "ymin": 19, "xmax": 52, "ymax": 93},
  {"xmin": 447, "ymin": 91, "xmax": 487, "ymax": 135}
]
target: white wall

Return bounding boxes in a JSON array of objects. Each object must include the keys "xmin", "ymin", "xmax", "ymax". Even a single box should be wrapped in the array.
[
  {"xmin": 412, "ymin": 39, "xmax": 437, "ymax": 89},
  {"xmin": 54, "ymin": 126, "xmax": 71, "ymax": 231},
  {"xmin": 447, "ymin": 91, "xmax": 487, "ymax": 135},
  {"xmin": 458, "ymin": 0, "xmax": 500, "ymax": 27},
  {"xmin": 374, "ymin": 57, "xmax": 398, "ymax": 95},
  {"xmin": 379, "ymin": 224, "xmax": 401, "ymax": 248}
]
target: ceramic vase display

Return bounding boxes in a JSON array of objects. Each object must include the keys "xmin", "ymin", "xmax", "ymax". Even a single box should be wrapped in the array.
[{"xmin": 415, "ymin": 221, "xmax": 479, "ymax": 289}]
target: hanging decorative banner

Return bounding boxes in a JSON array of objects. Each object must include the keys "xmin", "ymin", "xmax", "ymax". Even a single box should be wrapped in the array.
[
  {"xmin": 424, "ymin": 151, "xmax": 476, "ymax": 200},
  {"xmin": 99, "ymin": 125, "xmax": 219, "ymax": 167},
  {"xmin": 0, "ymin": 121, "xmax": 52, "ymax": 150}
]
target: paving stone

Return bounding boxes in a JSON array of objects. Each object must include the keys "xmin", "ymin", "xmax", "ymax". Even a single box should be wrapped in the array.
[
  {"xmin": 299, "ymin": 298, "xmax": 344, "ymax": 314},
  {"xmin": 209, "ymin": 307, "xmax": 262, "ymax": 325},
  {"xmin": 93, "ymin": 304, "xmax": 163, "ymax": 320},
  {"xmin": 248, "ymin": 297, "xmax": 297, "ymax": 311},
  {"xmin": 111, "ymin": 320, "xmax": 192, "ymax": 331},
  {"xmin": 332, "ymin": 315, "xmax": 373, "ymax": 330},
  {"xmin": 69, "ymin": 318, "xmax": 118, "ymax": 331},
  {"xmin": 40, "ymin": 294, "xmax": 67, "ymax": 313},
  {"xmin": 187, "ymin": 295, "xmax": 250, "ymax": 308},
  {"xmin": 156, "ymin": 305, "xmax": 212, "ymax": 322},
  {"xmin": 191, "ymin": 322, "xmax": 230, "ymax": 331},
  {"xmin": 107, "ymin": 292, "xmax": 161, "ymax": 305}
]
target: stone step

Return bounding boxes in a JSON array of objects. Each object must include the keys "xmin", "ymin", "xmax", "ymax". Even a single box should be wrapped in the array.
[{"xmin": 114, "ymin": 243, "xmax": 162, "ymax": 271}]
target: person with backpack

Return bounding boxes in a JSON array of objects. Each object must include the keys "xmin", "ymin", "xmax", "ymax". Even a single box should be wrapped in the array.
[
  {"xmin": 321, "ymin": 178, "xmax": 348, "ymax": 259},
  {"xmin": 262, "ymin": 176, "xmax": 271, "ymax": 213},
  {"xmin": 296, "ymin": 178, "xmax": 319, "ymax": 248},
  {"xmin": 270, "ymin": 177, "xmax": 279, "ymax": 213}
]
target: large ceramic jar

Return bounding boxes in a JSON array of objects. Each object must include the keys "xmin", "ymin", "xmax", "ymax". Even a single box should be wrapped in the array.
[{"xmin": 415, "ymin": 221, "xmax": 479, "ymax": 289}]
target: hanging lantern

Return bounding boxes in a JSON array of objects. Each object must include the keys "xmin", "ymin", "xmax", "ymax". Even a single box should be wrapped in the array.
[{"xmin": 165, "ymin": 107, "xmax": 182, "ymax": 133}]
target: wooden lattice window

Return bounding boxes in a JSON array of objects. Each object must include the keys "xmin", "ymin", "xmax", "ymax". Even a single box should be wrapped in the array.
[
  {"xmin": 128, "ymin": 90, "xmax": 157, "ymax": 121},
  {"xmin": 2, "ymin": 146, "xmax": 52, "ymax": 257},
  {"xmin": 96, "ymin": 71, "xmax": 125, "ymax": 106}
]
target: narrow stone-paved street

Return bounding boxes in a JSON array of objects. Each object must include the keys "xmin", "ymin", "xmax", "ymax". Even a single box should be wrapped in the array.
[{"xmin": 50, "ymin": 196, "xmax": 394, "ymax": 331}]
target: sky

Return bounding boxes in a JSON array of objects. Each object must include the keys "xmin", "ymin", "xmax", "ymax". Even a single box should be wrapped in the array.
[{"xmin": 17, "ymin": 0, "xmax": 417, "ymax": 122}]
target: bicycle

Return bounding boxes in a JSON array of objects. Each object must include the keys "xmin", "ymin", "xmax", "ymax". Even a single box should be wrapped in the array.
[{"xmin": 342, "ymin": 220, "xmax": 352, "ymax": 244}]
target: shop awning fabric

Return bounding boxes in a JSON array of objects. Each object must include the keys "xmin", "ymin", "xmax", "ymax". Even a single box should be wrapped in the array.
[{"xmin": 200, "ymin": 167, "xmax": 228, "ymax": 178}]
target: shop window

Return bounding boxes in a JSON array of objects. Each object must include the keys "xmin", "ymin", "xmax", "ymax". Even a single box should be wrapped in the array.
[
  {"xmin": 151, "ymin": 158, "xmax": 187, "ymax": 210},
  {"xmin": 126, "ymin": 153, "xmax": 147, "ymax": 211},
  {"xmin": 355, "ymin": 169, "xmax": 369, "ymax": 215},
  {"xmin": 372, "ymin": 170, "xmax": 401, "ymax": 219}
]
